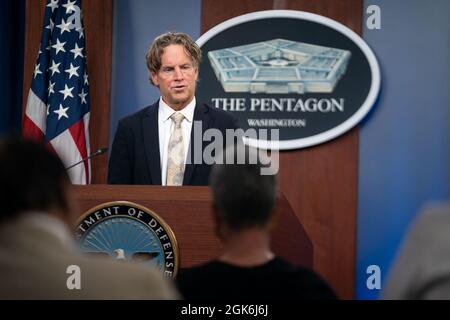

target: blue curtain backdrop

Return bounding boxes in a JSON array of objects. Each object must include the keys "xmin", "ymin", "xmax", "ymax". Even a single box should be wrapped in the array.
[{"xmin": 0, "ymin": 0, "xmax": 25, "ymax": 135}]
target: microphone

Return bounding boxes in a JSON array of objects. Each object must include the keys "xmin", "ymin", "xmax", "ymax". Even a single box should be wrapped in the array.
[{"xmin": 65, "ymin": 147, "xmax": 109, "ymax": 170}]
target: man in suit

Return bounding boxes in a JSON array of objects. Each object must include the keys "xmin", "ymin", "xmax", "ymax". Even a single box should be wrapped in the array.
[
  {"xmin": 108, "ymin": 32, "xmax": 240, "ymax": 186},
  {"xmin": 0, "ymin": 137, "xmax": 178, "ymax": 299}
]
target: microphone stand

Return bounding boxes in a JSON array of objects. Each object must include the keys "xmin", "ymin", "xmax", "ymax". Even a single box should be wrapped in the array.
[{"xmin": 65, "ymin": 147, "xmax": 108, "ymax": 170}]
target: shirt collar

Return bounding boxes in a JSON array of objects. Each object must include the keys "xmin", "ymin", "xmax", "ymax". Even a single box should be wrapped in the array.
[{"xmin": 158, "ymin": 97, "xmax": 196, "ymax": 123}]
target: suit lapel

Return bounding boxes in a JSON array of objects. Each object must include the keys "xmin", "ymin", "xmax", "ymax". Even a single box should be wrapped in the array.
[
  {"xmin": 142, "ymin": 102, "xmax": 162, "ymax": 185},
  {"xmin": 183, "ymin": 103, "xmax": 210, "ymax": 185}
]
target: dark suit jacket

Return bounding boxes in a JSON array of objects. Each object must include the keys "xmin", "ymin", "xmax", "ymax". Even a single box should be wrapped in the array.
[{"xmin": 108, "ymin": 100, "xmax": 240, "ymax": 185}]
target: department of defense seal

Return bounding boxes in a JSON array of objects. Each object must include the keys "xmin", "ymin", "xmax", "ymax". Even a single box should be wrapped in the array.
[{"xmin": 75, "ymin": 201, "xmax": 179, "ymax": 278}]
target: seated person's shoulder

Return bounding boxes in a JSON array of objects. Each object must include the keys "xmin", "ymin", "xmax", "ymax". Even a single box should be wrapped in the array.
[
  {"xmin": 76, "ymin": 255, "xmax": 179, "ymax": 299},
  {"xmin": 176, "ymin": 261, "xmax": 219, "ymax": 282},
  {"xmin": 287, "ymin": 266, "xmax": 338, "ymax": 300},
  {"xmin": 416, "ymin": 202, "xmax": 450, "ymax": 226},
  {"xmin": 271, "ymin": 258, "xmax": 338, "ymax": 300},
  {"xmin": 177, "ymin": 258, "xmax": 337, "ymax": 300}
]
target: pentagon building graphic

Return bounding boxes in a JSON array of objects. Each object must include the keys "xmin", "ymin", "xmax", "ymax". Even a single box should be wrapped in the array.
[{"xmin": 207, "ymin": 39, "xmax": 351, "ymax": 94}]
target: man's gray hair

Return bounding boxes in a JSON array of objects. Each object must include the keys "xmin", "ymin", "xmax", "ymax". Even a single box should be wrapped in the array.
[{"xmin": 209, "ymin": 144, "xmax": 278, "ymax": 231}]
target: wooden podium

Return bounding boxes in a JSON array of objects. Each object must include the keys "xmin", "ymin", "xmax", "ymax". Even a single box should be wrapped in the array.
[{"xmin": 73, "ymin": 185, "xmax": 313, "ymax": 269}]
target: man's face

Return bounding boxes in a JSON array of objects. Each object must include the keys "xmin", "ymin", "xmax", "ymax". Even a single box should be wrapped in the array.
[{"xmin": 151, "ymin": 44, "xmax": 198, "ymax": 110}]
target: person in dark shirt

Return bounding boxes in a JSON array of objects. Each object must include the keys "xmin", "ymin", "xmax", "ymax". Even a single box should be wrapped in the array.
[{"xmin": 176, "ymin": 144, "xmax": 337, "ymax": 300}]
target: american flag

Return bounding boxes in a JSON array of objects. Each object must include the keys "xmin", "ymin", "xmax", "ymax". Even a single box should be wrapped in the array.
[{"xmin": 23, "ymin": 0, "xmax": 91, "ymax": 184}]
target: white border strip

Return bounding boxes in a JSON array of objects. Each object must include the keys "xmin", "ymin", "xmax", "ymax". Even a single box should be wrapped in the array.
[
  {"xmin": 25, "ymin": 90, "xmax": 47, "ymax": 133},
  {"xmin": 51, "ymin": 129, "xmax": 86, "ymax": 185},
  {"xmin": 197, "ymin": 10, "xmax": 381, "ymax": 150}
]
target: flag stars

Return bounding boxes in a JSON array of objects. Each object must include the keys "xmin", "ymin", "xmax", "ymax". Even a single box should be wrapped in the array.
[
  {"xmin": 46, "ymin": 18, "xmax": 55, "ymax": 32},
  {"xmin": 54, "ymin": 104, "xmax": 69, "ymax": 120},
  {"xmin": 63, "ymin": 0, "xmax": 77, "ymax": 14},
  {"xmin": 26, "ymin": 0, "xmax": 91, "ymax": 185},
  {"xmin": 59, "ymin": 84, "xmax": 74, "ymax": 100},
  {"xmin": 65, "ymin": 63, "xmax": 80, "ymax": 79},
  {"xmin": 57, "ymin": 19, "xmax": 72, "ymax": 34},
  {"xmin": 52, "ymin": 38, "xmax": 66, "ymax": 55},
  {"xmin": 77, "ymin": 27, "xmax": 85, "ymax": 39},
  {"xmin": 49, "ymin": 60, "xmax": 61, "ymax": 76},
  {"xmin": 79, "ymin": 89, "xmax": 88, "ymax": 104},
  {"xmin": 84, "ymin": 72, "xmax": 89, "ymax": 85},
  {"xmin": 48, "ymin": 81, "xmax": 56, "ymax": 96},
  {"xmin": 70, "ymin": 43, "xmax": 84, "ymax": 59},
  {"xmin": 33, "ymin": 64, "xmax": 42, "ymax": 78},
  {"xmin": 47, "ymin": 0, "xmax": 59, "ymax": 13}
]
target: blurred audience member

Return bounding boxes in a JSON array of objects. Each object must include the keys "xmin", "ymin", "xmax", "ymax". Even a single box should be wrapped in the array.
[
  {"xmin": 176, "ymin": 144, "xmax": 337, "ymax": 300},
  {"xmin": 383, "ymin": 202, "xmax": 450, "ymax": 299},
  {"xmin": 0, "ymin": 137, "xmax": 178, "ymax": 299}
]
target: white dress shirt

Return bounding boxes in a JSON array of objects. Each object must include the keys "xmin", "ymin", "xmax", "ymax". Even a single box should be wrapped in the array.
[{"xmin": 158, "ymin": 97, "xmax": 196, "ymax": 186}]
